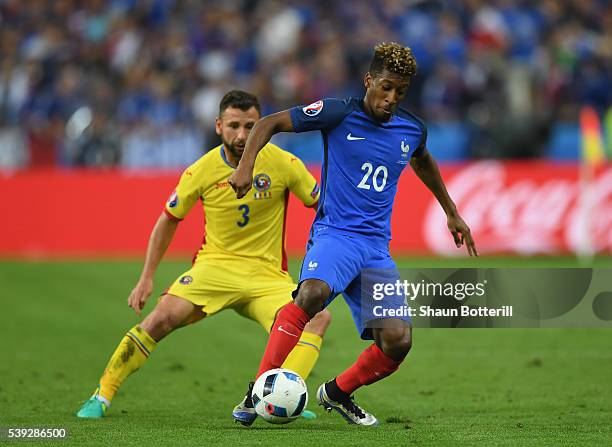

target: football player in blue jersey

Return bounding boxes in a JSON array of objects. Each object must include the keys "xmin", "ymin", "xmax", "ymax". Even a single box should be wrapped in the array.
[{"xmin": 229, "ymin": 42, "xmax": 477, "ymax": 426}]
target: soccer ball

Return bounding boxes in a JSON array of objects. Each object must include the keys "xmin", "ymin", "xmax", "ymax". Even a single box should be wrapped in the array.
[{"xmin": 252, "ymin": 368, "xmax": 308, "ymax": 424}]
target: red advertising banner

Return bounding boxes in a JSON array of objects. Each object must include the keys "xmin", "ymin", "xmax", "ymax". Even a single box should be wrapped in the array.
[
  {"xmin": 412, "ymin": 162, "xmax": 612, "ymax": 256},
  {"xmin": 1, "ymin": 162, "xmax": 610, "ymax": 258}
]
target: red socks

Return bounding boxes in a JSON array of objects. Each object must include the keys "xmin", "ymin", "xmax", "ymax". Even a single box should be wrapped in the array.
[
  {"xmin": 255, "ymin": 302, "xmax": 403, "ymax": 395},
  {"xmin": 256, "ymin": 303, "xmax": 311, "ymax": 378},
  {"xmin": 336, "ymin": 344, "xmax": 403, "ymax": 395}
]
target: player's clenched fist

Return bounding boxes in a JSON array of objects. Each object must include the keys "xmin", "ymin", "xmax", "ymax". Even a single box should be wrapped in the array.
[
  {"xmin": 228, "ymin": 168, "xmax": 253, "ymax": 199},
  {"xmin": 128, "ymin": 278, "xmax": 153, "ymax": 316}
]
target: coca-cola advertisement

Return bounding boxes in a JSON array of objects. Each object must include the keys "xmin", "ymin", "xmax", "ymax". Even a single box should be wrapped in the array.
[{"xmin": 420, "ymin": 162, "xmax": 612, "ymax": 256}]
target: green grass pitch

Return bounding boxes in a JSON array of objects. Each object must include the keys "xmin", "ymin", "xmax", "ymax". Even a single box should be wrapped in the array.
[{"xmin": 1, "ymin": 257, "xmax": 611, "ymax": 446}]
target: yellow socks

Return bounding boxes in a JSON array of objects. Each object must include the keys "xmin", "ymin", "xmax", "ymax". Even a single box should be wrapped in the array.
[
  {"xmin": 282, "ymin": 331, "xmax": 323, "ymax": 380},
  {"xmin": 94, "ymin": 325, "xmax": 157, "ymax": 405},
  {"xmin": 91, "ymin": 325, "xmax": 320, "ymax": 406}
]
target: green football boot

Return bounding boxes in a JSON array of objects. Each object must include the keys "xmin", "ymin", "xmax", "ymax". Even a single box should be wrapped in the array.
[
  {"xmin": 301, "ymin": 409, "xmax": 317, "ymax": 420},
  {"xmin": 76, "ymin": 397, "xmax": 107, "ymax": 418}
]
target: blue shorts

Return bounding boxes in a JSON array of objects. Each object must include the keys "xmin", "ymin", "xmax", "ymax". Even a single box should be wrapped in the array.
[{"xmin": 297, "ymin": 233, "xmax": 411, "ymax": 340}]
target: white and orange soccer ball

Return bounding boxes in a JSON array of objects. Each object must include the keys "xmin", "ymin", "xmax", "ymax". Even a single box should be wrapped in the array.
[{"xmin": 252, "ymin": 368, "xmax": 308, "ymax": 424}]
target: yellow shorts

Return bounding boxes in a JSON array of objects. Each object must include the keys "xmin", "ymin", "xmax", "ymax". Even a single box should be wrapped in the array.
[{"xmin": 166, "ymin": 256, "xmax": 295, "ymax": 332}]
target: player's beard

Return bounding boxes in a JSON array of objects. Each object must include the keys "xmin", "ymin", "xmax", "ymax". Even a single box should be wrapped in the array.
[{"xmin": 222, "ymin": 138, "xmax": 245, "ymax": 165}]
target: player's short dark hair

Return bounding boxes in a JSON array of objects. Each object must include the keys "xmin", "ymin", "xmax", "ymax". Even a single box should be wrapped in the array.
[
  {"xmin": 219, "ymin": 90, "xmax": 261, "ymax": 116},
  {"xmin": 369, "ymin": 42, "xmax": 418, "ymax": 80}
]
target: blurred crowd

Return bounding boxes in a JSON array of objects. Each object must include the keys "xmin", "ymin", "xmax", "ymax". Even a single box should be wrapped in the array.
[{"xmin": 0, "ymin": 0, "xmax": 610, "ymax": 169}]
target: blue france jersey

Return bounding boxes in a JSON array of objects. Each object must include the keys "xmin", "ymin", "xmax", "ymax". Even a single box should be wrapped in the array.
[{"xmin": 289, "ymin": 97, "xmax": 427, "ymax": 247}]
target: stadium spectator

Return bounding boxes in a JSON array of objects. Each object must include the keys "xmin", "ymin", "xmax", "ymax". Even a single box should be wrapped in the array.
[{"xmin": 0, "ymin": 0, "xmax": 609, "ymax": 168}]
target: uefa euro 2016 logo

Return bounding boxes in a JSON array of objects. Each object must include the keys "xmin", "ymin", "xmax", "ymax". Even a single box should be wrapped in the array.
[
  {"xmin": 302, "ymin": 100, "xmax": 323, "ymax": 116},
  {"xmin": 167, "ymin": 191, "xmax": 179, "ymax": 208}
]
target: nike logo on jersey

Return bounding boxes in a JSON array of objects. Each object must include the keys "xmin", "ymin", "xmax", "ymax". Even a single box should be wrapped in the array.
[
  {"xmin": 278, "ymin": 326, "xmax": 299, "ymax": 337},
  {"xmin": 347, "ymin": 133, "xmax": 366, "ymax": 141}
]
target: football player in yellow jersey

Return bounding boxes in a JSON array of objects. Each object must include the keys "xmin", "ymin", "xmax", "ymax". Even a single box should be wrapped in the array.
[{"xmin": 76, "ymin": 90, "xmax": 331, "ymax": 424}]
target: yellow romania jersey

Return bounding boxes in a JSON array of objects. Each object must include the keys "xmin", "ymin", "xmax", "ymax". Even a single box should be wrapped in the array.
[{"xmin": 164, "ymin": 143, "xmax": 319, "ymax": 271}]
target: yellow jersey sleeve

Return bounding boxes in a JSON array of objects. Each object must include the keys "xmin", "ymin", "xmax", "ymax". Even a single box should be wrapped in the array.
[
  {"xmin": 276, "ymin": 149, "xmax": 319, "ymax": 207},
  {"xmin": 165, "ymin": 164, "xmax": 204, "ymax": 220}
]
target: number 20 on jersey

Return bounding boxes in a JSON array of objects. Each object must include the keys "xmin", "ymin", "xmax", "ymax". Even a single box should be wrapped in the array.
[{"xmin": 357, "ymin": 162, "xmax": 388, "ymax": 192}]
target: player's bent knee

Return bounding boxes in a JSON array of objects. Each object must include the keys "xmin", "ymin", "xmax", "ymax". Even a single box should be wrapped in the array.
[
  {"xmin": 294, "ymin": 279, "xmax": 330, "ymax": 317},
  {"xmin": 380, "ymin": 326, "xmax": 412, "ymax": 360}
]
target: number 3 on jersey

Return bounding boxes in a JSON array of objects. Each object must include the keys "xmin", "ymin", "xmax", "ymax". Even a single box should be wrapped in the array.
[
  {"xmin": 237, "ymin": 204, "xmax": 249, "ymax": 227},
  {"xmin": 357, "ymin": 162, "xmax": 388, "ymax": 192}
]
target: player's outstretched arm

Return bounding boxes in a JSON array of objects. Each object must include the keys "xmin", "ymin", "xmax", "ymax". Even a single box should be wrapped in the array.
[
  {"xmin": 229, "ymin": 110, "xmax": 294, "ymax": 198},
  {"xmin": 410, "ymin": 150, "xmax": 478, "ymax": 256},
  {"xmin": 128, "ymin": 212, "xmax": 180, "ymax": 315}
]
